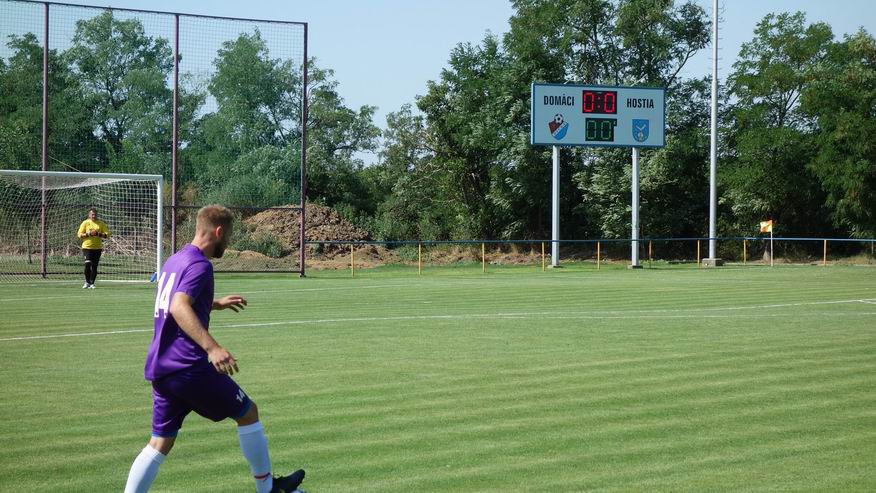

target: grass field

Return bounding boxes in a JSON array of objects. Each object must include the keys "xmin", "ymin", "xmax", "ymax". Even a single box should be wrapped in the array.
[{"xmin": 1, "ymin": 263, "xmax": 874, "ymax": 492}]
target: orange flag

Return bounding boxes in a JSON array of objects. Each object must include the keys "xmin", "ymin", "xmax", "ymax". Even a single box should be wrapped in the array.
[{"xmin": 759, "ymin": 220, "xmax": 773, "ymax": 233}]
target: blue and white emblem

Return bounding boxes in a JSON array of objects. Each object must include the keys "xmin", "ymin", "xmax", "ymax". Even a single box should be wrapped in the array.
[{"xmin": 632, "ymin": 119, "xmax": 649, "ymax": 143}]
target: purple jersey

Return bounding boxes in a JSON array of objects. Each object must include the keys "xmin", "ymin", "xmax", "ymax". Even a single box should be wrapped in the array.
[{"xmin": 144, "ymin": 244, "xmax": 215, "ymax": 381}]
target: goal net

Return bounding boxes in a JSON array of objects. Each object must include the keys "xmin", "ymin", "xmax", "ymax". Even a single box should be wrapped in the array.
[{"xmin": 0, "ymin": 170, "xmax": 163, "ymax": 281}]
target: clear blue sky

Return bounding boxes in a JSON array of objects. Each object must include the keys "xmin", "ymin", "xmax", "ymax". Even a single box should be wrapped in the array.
[{"xmin": 19, "ymin": 0, "xmax": 876, "ymax": 130}]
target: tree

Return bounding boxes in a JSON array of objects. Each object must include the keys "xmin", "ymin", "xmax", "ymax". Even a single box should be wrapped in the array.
[
  {"xmin": 66, "ymin": 10, "xmax": 174, "ymax": 170},
  {"xmin": 411, "ymin": 1, "xmax": 712, "ymax": 241},
  {"xmin": 510, "ymin": 0, "xmax": 709, "ymax": 240},
  {"xmin": 723, "ymin": 12, "xmax": 833, "ymax": 237},
  {"xmin": 207, "ymin": 30, "xmax": 299, "ymax": 153},
  {"xmin": 0, "ymin": 33, "xmax": 95, "ymax": 171},
  {"xmin": 802, "ymin": 30, "xmax": 876, "ymax": 237},
  {"xmin": 367, "ymin": 104, "xmax": 457, "ymax": 241},
  {"xmin": 189, "ymin": 30, "xmax": 379, "ymax": 213},
  {"xmin": 417, "ymin": 35, "xmax": 511, "ymax": 239},
  {"xmin": 639, "ymin": 78, "xmax": 713, "ymax": 240},
  {"xmin": 305, "ymin": 62, "xmax": 381, "ymax": 216}
]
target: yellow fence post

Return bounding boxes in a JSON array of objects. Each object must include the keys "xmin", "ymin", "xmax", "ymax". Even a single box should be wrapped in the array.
[
  {"xmin": 743, "ymin": 239, "xmax": 747, "ymax": 265},
  {"xmin": 482, "ymin": 242, "xmax": 486, "ymax": 273},
  {"xmin": 697, "ymin": 240, "xmax": 701, "ymax": 267},
  {"xmin": 418, "ymin": 242, "xmax": 422, "ymax": 276},
  {"xmin": 541, "ymin": 242, "xmax": 545, "ymax": 272},
  {"xmin": 823, "ymin": 239, "xmax": 828, "ymax": 266},
  {"xmin": 597, "ymin": 241, "xmax": 601, "ymax": 270},
  {"xmin": 350, "ymin": 243, "xmax": 355, "ymax": 277}
]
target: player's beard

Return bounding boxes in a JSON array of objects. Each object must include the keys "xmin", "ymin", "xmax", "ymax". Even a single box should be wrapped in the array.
[
  {"xmin": 214, "ymin": 233, "xmax": 229, "ymax": 258},
  {"xmin": 214, "ymin": 240, "xmax": 227, "ymax": 258}
]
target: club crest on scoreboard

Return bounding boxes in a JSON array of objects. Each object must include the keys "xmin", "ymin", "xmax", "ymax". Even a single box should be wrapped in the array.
[
  {"xmin": 632, "ymin": 119, "xmax": 649, "ymax": 142},
  {"xmin": 548, "ymin": 114, "xmax": 569, "ymax": 140}
]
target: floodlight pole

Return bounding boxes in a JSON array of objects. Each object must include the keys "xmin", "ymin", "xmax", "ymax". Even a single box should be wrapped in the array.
[
  {"xmin": 704, "ymin": 0, "xmax": 723, "ymax": 267},
  {"xmin": 551, "ymin": 145, "xmax": 560, "ymax": 267},
  {"xmin": 631, "ymin": 147, "xmax": 641, "ymax": 268}
]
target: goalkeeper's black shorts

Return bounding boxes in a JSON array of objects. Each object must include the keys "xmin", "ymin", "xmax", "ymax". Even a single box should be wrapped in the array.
[{"xmin": 83, "ymin": 248, "xmax": 102, "ymax": 264}]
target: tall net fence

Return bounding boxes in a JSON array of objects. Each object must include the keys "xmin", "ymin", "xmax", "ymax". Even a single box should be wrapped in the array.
[{"xmin": 0, "ymin": 0, "xmax": 307, "ymax": 275}]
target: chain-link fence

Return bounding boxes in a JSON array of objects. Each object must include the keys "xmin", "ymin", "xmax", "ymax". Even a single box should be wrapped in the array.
[{"xmin": 0, "ymin": 0, "xmax": 307, "ymax": 276}]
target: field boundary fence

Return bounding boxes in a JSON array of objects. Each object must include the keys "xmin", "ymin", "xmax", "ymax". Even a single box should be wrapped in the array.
[{"xmin": 305, "ymin": 237, "xmax": 876, "ymax": 275}]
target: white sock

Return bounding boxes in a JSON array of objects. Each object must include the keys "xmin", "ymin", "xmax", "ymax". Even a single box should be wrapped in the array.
[
  {"xmin": 124, "ymin": 445, "xmax": 165, "ymax": 493},
  {"xmin": 238, "ymin": 421, "xmax": 273, "ymax": 493}
]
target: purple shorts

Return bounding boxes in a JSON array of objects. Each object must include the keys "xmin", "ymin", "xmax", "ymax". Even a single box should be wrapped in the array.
[{"xmin": 151, "ymin": 363, "xmax": 252, "ymax": 437}]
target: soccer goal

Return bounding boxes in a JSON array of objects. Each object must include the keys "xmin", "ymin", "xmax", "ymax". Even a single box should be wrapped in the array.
[{"xmin": 0, "ymin": 170, "xmax": 163, "ymax": 281}]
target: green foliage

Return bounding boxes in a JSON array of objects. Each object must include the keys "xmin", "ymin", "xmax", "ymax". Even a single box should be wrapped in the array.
[
  {"xmin": 368, "ymin": 104, "xmax": 454, "ymax": 241},
  {"xmin": 412, "ymin": 0, "xmax": 712, "ymax": 242},
  {"xmin": 66, "ymin": 11, "xmax": 175, "ymax": 168},
  {"xmin": 0, "ymin": 33, "xmax": 95, "ymax": 170},
  {"xmin": 723, "ymin": 11, "xmax": 834, "ymax": 237},
  {"xmin": 801, "ymin": 30, "xmax": 876, "ymax": 237},
  {"xmin": 208, "ymin": 30, "xmax": 300, "ymax": 152},
  {"xmin": 2, "ymin": 5, "xmax": 876, "ymax": 242},
  {"xmin": 638, "ymin": 79, "xmax": 712, "ymax": 239}
]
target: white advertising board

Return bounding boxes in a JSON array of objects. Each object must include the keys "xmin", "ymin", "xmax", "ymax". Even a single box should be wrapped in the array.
[{"xmin": 531, "ymin": 83, "xmax": 665, "ymax": 148}]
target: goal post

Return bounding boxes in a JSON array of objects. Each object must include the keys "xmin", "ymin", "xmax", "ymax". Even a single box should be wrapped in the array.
[{"xmin": 0, "ymin": 170, "xmax": 163, "ymax": 281}]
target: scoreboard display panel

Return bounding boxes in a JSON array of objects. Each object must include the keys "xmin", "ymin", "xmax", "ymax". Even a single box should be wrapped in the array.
[{"xmin": 531, "ymin": 83, "xmax": 665, "ymax": 148}]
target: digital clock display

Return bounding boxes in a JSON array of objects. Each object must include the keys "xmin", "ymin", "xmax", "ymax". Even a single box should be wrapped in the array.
[
  {"xmin": 585, "ymin": 118, "xmax": 617, "ymax": 142},
  {"xmin": 582, "ymin": 90, "xmax": 618, "ymax": 114}
]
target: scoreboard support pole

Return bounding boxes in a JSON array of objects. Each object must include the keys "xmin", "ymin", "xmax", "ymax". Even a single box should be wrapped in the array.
[
  {"xmin": 630, "ymin": 147, "xmax": 642, "ymax": 268},
  {"xmin": 551, "ymin": 145, "xmax": 560, "ymax": 267}
]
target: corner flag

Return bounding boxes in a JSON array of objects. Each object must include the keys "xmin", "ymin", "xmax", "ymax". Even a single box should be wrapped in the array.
[{"xmin": 760, "ymin": 220, "xmax": 774, "ymax": 267}]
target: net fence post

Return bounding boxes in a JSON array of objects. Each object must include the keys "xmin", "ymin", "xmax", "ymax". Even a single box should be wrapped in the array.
[
  {"xmin": 299, "ymin": 23, "xmax": 309, "ymax": 277},
  {"xmin": 171, "ymin": 13, "xmax": 179, "ymax": 255},
  {"xmin": 40, "ymin": 2, "xmax": 49, "ymax": 279}
]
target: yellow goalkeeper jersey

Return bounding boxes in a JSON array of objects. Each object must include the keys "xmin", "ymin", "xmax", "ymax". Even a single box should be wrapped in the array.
[{"xmin": 77, "ymin": 219, "xmax": 111, "ymax": 250}]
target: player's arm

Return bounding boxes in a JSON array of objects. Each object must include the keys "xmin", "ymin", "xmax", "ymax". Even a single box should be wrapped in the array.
[
  {"xmin": 169, "ymin": 292, "xmax": 239, "ymax": 375},
  {"xmin": 77, "ymin": 221, "xmax": 89, "ymax": 239},
  {"xmin": 99, "ymin": 221, "xmax": 110, "ymax": 239}
]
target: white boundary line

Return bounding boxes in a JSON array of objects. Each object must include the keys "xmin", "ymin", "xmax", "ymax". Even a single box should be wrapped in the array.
[
  {"xmin": 1, "ymin": 298, "xmax": 874, "ymax": 343},
  {"xmin": 0, "ymin": 283, "xmax": 411, "ymax": 303}
]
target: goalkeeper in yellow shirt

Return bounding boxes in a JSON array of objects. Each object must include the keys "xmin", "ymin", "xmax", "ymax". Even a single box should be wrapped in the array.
[{"xmin": 77, "ymin": 207, "xmax": 111, "ymax": 289}]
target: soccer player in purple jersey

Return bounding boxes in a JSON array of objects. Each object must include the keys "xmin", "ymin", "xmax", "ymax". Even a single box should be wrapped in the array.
[{"xmin": 124, "ymin": 205, "xmax": 305, "ymax": 493}]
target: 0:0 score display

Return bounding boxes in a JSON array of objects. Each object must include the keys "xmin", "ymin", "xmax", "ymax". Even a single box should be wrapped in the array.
[{"xmin": 582, "ymin": 90, "xmax": 617, "ymax": 114}]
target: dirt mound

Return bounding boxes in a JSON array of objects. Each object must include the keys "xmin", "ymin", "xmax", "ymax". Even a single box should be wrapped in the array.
[
  {"xmin": 245, "ymin": 204, "xmax": 369, "ymax": 247},
  {"xmin": 244, "ymin": 204, "xmax": 400, "ymax": 264}
]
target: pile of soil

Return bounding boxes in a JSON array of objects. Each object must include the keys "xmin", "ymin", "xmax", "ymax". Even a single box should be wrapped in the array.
[
  {"xmin": 244, "ymin": 204, "xmax": 367, "ymax": 249},
  {"xmin": 242, "ymin": 204, "xmax": 400, "ymax": 266},
  {"xmin": 235, "ymin": 204, "xmax": 553, "ymax": 269}
]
